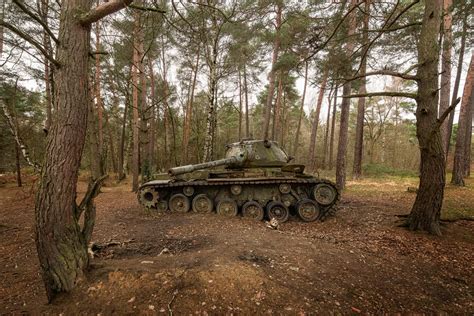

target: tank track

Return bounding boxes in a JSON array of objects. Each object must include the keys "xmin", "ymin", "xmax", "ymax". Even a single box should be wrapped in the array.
[{"xmin": 139, "ymin": 177, "xmax": 339, "ymax": 222}]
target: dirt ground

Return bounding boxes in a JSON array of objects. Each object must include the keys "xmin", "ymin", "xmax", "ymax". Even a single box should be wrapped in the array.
[{"xmin": 1, "ymin": 176, "xmax": 473, "ymax": 314}]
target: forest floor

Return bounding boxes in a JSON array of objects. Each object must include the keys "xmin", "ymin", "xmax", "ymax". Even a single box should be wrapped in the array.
[{"xmin": 0, "ymin": 174, "xmax": 473, "ymax": 314}]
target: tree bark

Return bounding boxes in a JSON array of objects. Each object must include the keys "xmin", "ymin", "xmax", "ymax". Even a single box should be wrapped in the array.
[
  {"xmin": 329, "ymin": 86, "xmax": 338, "ymax": 170},
  {"xmin": 294, "ymin": 61, "xmax": 309, "ymax": 157},
  {"xmin": 464, "ymin": 88, "xmax": 473, "ymax": 177},
  {"xmin": 15, "ymin": 141, "xmax": 22, "ymax": 187},
  {"xmin": 118, "ymin": 92, "xmax": 129, "ymax": 181},
  {"xmin": 335, "ymin": 0, "xmax": 357, "ymax": 190},
  {"xmin": 39, "ymin": 0, "xmax": 54, "ymax": 134},
  {"xmin": 182, "ymin": 46, "xmax": 200, "ymax": 163},
  {"xmin": 308, "ymin": 67, "xmax": 329, "ymax": 171},
  {"xmin": 262, "ymin": 3, "xmax": 282, "ymax": 140},
  {"xmin": 94, "ymin": 17, "xmax": 105, "ymax": 175},
  {"xmin": 451, "ymin": 52, "xmax": 474, "ymax": 185},
  {"xmin": 131, "ymin": 12, "xmax": 140, "ymax": 191},
  {"xmin": 148, "ymin": 58, "xmax": 156, "ymax": 169},
  {"xmin": 35, "ymin": 0, "xmax": 92, "ymax": 301},
  {"xmin": 407, "ymin": 0, "xmax": 444, "ymax": 235},
  {"xmin": 352, "ymin": 0, "xmax": 370, "ymax": 179},
  {"xmin": 445, "ymin": 5, "xmax": 468, "ymax": 158},
  {"xmin": 323, "ymin": 84, "xmax": 333, "ymax": 169},
  {"xmin": 238, "ymin": 68, "xmax": 243, "ymax": 140},
  {"xmin": 243, "ymin": 63, "xmax": 250, "ymax": 138},
  {"xmin": 272, "ymin": 72, "xmax": 283, "ymax": 142},
  {"xmin": 439, "ymin": 0, "xmax": 452, "ymax": 157}
]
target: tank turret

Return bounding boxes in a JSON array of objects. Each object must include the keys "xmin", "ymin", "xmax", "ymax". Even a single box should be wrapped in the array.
[{"xmin": 138, "ymin": 139, "xmax": 339, "ymax": 223}]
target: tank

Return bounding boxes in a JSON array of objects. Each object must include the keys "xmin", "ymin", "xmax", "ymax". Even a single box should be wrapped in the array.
[{"xmin": 138, "ymin": 139, "xmax": 339, "ymax": 223}]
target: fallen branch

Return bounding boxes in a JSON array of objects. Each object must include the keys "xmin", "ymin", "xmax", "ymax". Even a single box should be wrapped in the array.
[{"xmin": 168, "ymin": 289, "xmax": 178, "ymax": 316}]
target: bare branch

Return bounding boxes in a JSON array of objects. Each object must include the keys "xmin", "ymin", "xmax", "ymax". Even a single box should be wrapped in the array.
[
  {"xmin": 128, "ymin": 3, "xmax": 165, "ymax": 13},
  {"xmin": 343, "ymin": 91, "xmax": 417, "ymax": 99},
  {"xmin": 80, "ymin": 0, "xmax": 134, "ymax": 26},
  {"xmin": 343, "ymin": 70, "xmax": 418, "ymax": 83},
  {"xmin": 11, "ymin": 0, "xmax": 59, "ymax": 44},
  {"xmin": 437, "ymin": 97, "xmax": 460, "ymax": 127},
  {"xmin": 0, "ymin": 20, "xmax": 59, "ymax": 67}
]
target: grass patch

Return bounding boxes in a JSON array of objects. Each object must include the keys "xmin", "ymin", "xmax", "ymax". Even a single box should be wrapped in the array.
[{"xmin": 362, "ymin": 163, "xmax": 418, "ymax": 178}]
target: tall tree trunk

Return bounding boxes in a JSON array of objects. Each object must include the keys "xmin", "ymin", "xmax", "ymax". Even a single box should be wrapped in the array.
[
  {"xmin": 139, "ymin": 31, "xmax": 149, "ymax": 181},
  {"xmin": 329, "ymin": 85, "xmax": 337, "ymax": 170},
  {"xmin": 439, "ymin": 0, "xmax": 452, "ymax": 156},
  {"xmin": 293, "ymin": 61, "xmax": 309, "ymax": 157},
  {"xmin": 35, "ymin": 0, "xmax": 92, "ymax": 301},
  {"xmin": 15, "ymin": 142, "xmax": 22, "ymax": 187},
  {"xmin": 451, "ymin": 52, "xmax": 474, "ymax": 185},
  {"xmin": 88, "ymin": 92, "xmax": 102, "ymax": 180},
  {"xmin": 307, "ymin": 66, "xmax": 329, "ymax": 170},
  {"xmin": 40, "ymin": 0, "xmax": 54, "ymax": 134},
  {"xmin": 407, "ymin": 0, "xmax": 444, "ymax": 235},
  {"xmin": 352, "ymin": 0, "xmax": 370, "ymax": 179},
  {"xmin": 444, "ymin": 5, "xmax": 468, "ymax": 157},
  {"xmin": 335, "ymin": 0, "xmax": 357, "ymax": 190},
  {"xmin": 182, "ymin": 46, "xmax": 200, "ymax": 163},
  {"xmin": 262, "ymin": 3, "xmax": 282, "ymax": 140},
  {"xmin": 243, "ymin": 63, "xmax": 250, "ymax": 138},
  {"xmin": 94, "ymin": 16, "xmax": 104, "ymax": 175},
  {"xmin": 203, "ymin": 46, "xmax": 218, "ymax": 162},
  {"xmin": 118, "ymin": 94, "xmax": 129, "ymax": 181},
  {"xmin": 272, "ymin": 72, "xmax": 283, "ymax": 142},
  {"xmin": 131, "ymin": 13, "xmax": 140, "ymax": 191},
  {"xmin": 323, "ymin": 84, "xmax": 334, "ymax": 169},
  {"xmin": 464, "ymin": 89, "xmax": 473, "ymax": 177},
  {"xmin": 148, "ymin": 58, "xmax": 156, "ymax": 169},
  {"xmin": 238, "ymin": 68, "xmax": 243, "ymax": 140}
]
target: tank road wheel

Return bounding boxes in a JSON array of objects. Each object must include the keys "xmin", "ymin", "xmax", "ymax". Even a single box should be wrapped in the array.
[
  {"xmin": 192, "ymin": 194, "xmax": 213, "ymax": 213},
  {"xmin": 156, "ymin": 200, "xmax": 168, "ymax": 212},
  {"xmin": 296, "ymin": 199, "xmax": 320, "ymax": 222},
  {"xmin": 242, "ymin": 201, "xmax": 264, "ymax": 221},
  {"xmin": 216, "ymin": 199, "xmax": 238, "ymax": 217},
  {"xmin": 312, "ymin": 183, "xmax": 338, "ymax": 206},
  {"xmin": 169, "ymin": 193, "xmax": 190, "ymax": 213},
  {"xmin": 139, "ymin": 188, "xmax": 159, "ymax": 209},
  {"xmin": 266, "ymin": 201, "xmax": 289, "ymax": 223}
]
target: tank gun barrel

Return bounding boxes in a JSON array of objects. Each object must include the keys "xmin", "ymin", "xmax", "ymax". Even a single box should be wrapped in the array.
[{"xmin": 168, "ymin": 156, "xmax": 239, "ymax": 176}]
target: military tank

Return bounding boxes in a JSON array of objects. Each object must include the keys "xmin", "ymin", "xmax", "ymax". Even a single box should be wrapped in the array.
[{"xmin": 138, "ymin": 139, "xmax": 339, "ymax": 223}]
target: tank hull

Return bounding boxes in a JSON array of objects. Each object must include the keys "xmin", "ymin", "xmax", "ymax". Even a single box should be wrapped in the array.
[{"xmin": 138, "ymin": 177, "xmax": 339, "ymax": 222}]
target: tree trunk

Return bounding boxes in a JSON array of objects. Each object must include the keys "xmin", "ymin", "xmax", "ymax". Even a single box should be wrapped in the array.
[
  {"xmin": 262, "ymin": 3, "xmax": 281, "ymax": 140},
  {"xmin": 94, "ymin": 17, "xmax": 105, "ymax": 175},
  {"xmin": 464, "ymin": 89, "xmax": 473, "ymax": 177},
  {"xmin": 118, "ymin": 93, "xmax": 129, "ymax": 181},
  {"xmin": 272, "ymin": 72, "xmax": 283, "ymax": 142},
  {"xmin": 148, "ymin": 58, "xmax": 156, "ymax": 169},
  {"xmin": 329, "ymin": 85, "xmax": 337, "ymax": 170},
  {"xmin": 352, "ymin": 0, "xmax": 370, "ymax": 179},
  {"xmin": 139, "ymin": 30, "xmax": 149, "ymax": 181},
  {"xmin": 182, "ymin": 46, "xmax": 200, "ymax": 163},
  {"xmin": 323, "ymin": 84, "xmax": 333, "ymax": 169},
  {"xmin": 294, "ymin": 61, "xmax": 309, "ymax": 157},
  {"xmin": 439, "ymin": 0, "xmax": 452, "ymax": 156},
  {"xmin": 131, "ymin": 12, "xmax": 140, "ymax": 191},
  {"xmin": 88, "ymin": 93, "xmax": 102, "ymax": 180},
  {"xmin": 243, "ymin": 63, "xmax": 250, "ymax": 138},
  {"xmin": 452, "ymin": 52, "xmax": 474, "ymax": 185},
  {"xmin": 444, "ymin": 5, "xmax": 468, "ymax": 157},
  {"xmin": 238, "ymin": 68, "xmax": 243, "ymax": 140},
  {"xmin": 335, "ymin": 0, "xmax": 357, "ymax": 190},
  {"xmin": 15, "ymin": 142, "xmax": 22, "ymax": 187},
  {"xmin": 35, "ymin": 0, "xmax": 92, "ymax": 301},
  {"xmin": 307, "ymin": 67, "xmax": 328, "ymax": 171},
  {"xmin": 40, "ymin": 0, "xmax": 54, "ymax": 134},
  {"xmin": 407, "ymin": 0, "xmax": 444, "ymax": 235}
]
